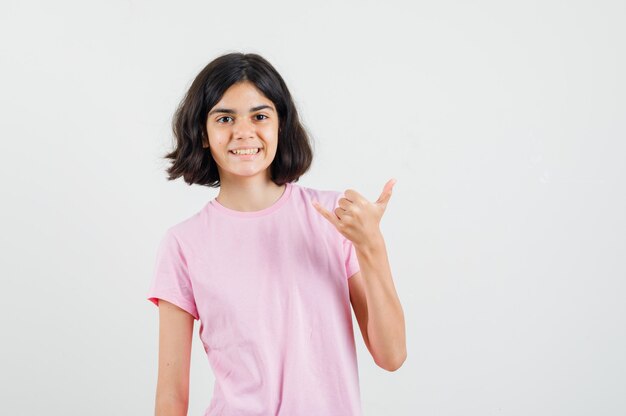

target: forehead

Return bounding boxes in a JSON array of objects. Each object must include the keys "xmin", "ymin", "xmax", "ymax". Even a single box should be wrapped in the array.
[{"xmin": 214, "ymin": 81, "xmax": 274, "ymax": 108}]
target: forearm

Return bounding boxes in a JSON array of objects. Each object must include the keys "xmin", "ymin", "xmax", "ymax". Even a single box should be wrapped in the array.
[
  {"xmin": 354, "ymin": 232, "xmax": 406, "ymax": 371},
  {"xmin": 155, "ymin": 394, "xmax": 189, "ymax": 416}
]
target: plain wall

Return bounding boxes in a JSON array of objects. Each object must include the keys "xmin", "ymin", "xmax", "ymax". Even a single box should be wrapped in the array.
[{"xmin": 1, "ymin": 0, "xmax": 624, "ymax": 414}]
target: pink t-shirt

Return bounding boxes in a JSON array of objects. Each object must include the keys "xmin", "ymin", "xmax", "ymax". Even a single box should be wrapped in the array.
[{"xmin": 147, "ymin": 181, "xmax": 362, "ymax": 415}]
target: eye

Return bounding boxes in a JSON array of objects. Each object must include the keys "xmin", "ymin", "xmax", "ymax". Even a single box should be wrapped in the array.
[
  {"xmin": 255, "ymin": 114, "xmax": 268, "ymax": 121},
  {"xmin": 217, "ymin": 116, "xmax": 233, "ymax": 123}
]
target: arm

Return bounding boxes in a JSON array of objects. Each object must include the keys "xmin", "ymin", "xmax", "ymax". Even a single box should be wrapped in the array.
[
  {"xmin": 312, "ymin": 179, "xmax": 406, "ymax": 371},
  {"xmin": 154, "ymin": 299, "xmax": 195, "ymax": 416},
  {"xmin": 351, "ymin": 233, "xmax": 406, "ymax": 371}
]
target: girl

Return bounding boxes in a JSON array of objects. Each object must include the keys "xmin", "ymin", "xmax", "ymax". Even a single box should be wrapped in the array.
[{"xmin": 147, "ymin": 52, "xmax": 406, "ymax": 416}]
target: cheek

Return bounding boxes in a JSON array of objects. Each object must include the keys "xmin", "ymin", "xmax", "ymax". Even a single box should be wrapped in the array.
[
  {"xmin": 260, "ymin": 125, "xmax": 279, "ymax": 143},
  {"xmin": 207, "ymin": 129, "xmax": 227, "ymax": 147}
]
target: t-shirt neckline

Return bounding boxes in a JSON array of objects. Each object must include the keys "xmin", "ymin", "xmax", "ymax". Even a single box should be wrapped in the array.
[{"xmin": 208, "ymin": 182, "xmax": 293, "ymax": 218}]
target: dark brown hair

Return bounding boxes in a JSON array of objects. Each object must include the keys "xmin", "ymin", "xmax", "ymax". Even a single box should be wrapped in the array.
[{"xmin": 164, "ymin": 52, "xmax": 314, "ymax": 187}]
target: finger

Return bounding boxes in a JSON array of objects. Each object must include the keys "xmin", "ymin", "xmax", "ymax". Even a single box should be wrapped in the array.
[
  {"xmin": 312, "ymin": 199, "xmax": 340, "ymax": 228},
  {"xmin": 376, "ymin": 178, "xmax": 397, "ymax": 205},
  {"xmin": 337, "ymin": 198, "xmax": 353, "ymax": 210},
  {"xmin": 344, "ymin": 188, "xmax": 365, "ymax": 203},
  {"xmin": 334, "ymin": 206, "xmax": 348, "ymax": 220}
]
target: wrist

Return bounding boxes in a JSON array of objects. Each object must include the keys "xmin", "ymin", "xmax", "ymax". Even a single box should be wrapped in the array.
[{"xmin": 354, "ymin": 231, "xmax": 385, "ymax": 254}]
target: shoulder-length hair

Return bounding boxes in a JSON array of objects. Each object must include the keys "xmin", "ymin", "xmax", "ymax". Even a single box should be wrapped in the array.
[{"xmin": 164, "ymin": 52, "xmax": 314, "ymax": 187}]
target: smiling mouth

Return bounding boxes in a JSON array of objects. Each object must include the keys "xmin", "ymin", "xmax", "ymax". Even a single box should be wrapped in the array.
[{"xmin": 229, "ymin": 148, "xmax": 261, "ymax": 155}]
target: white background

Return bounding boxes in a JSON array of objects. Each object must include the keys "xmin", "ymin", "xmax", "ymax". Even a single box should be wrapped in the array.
[{"xmin": 1, "ymin": 0, "xmax": 624, "ymax": 415}]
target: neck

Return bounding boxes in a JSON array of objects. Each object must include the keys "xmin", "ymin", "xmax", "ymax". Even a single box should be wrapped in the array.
[{"xmin": 216, "ymin": 174, "xmax": 286, "ymax": 212}]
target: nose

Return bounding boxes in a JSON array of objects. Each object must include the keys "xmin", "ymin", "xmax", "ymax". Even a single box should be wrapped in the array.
[{"xmin": 232, "ymin": 117, "xmax": 255, "ymax": 140}]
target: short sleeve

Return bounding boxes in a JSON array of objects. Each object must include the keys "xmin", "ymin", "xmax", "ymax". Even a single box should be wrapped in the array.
[
  {"xmin": 146, "ymin": 229, "xmax": 199, "ymax": 320},
  {"xmin": 342, "ymin": 236, "xmax": 360, "ymax": 279},
  {"xmin": 334, "ymin": 191, "xmax": 361, "ymax": 280}
]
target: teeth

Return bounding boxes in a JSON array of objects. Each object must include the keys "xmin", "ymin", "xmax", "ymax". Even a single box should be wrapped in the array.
[{"xmin": 231, "ymin": 148, "xmax": 260, "ymax": 155}]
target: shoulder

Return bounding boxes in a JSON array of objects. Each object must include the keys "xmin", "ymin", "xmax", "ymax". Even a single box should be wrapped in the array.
[
  {"xmin": 291, "ymin": 182, "xmax": 344, "ymax": 210},
  {"xmin": 159, "ymin": 204, "xmax": 207, "ymax": 247}
]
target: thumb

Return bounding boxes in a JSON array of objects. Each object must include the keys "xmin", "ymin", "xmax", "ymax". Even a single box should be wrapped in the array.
[{"xmin": 376, "ymin": 178, "xmax": 397, "ymax": 206}]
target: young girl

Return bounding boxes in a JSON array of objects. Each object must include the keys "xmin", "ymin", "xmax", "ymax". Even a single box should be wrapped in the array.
[{"xmin": 147, "ymin": 52, "xmax": 406, "ymax": 416}]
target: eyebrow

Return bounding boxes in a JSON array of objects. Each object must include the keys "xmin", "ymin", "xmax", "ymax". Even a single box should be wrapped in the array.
[{"xmin": 208, "ymin": 104, "xmax": 275, "ymax": 116}]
